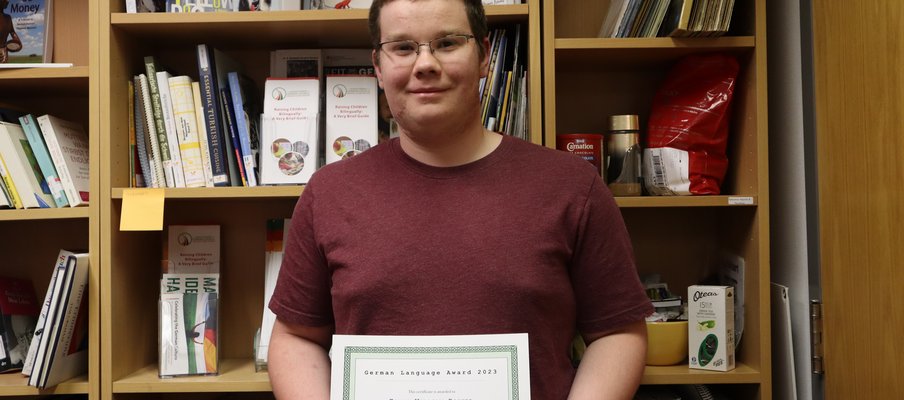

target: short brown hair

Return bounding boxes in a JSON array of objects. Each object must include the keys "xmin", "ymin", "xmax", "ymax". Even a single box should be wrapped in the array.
[{"xmin": 368, "ymin": 0, "xmax": 488, "ymax": 61}]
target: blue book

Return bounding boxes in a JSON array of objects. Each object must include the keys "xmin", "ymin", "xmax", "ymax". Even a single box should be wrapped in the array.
[
  {"xmin": 227, "ymin": 71, "xmax": 260, "ymax": 187},
  {"xmin": 219, "ymin": 87, "xmax": 247, "ymax": 186},
  {"xmin": 19, "ymin": 114, "xmax": 67, "ymax": 207}
]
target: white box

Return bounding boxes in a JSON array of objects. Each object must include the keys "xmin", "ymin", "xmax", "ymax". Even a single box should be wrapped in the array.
[
  {"xmin": 324, "ymin": 75, "xmax": 378, "ymax": 164},
  {"xmin": 688, "ymin": 285, "xmax": 735, "ymax": 371}
]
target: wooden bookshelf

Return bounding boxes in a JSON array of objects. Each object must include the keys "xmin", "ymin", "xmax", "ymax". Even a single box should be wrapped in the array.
[
  {"xmin": 0, "ymin": 0, "xmax": 99, "ymax": 398},
  {"xmin": 98, "ymin": 3, "xmax": 541, "ymax": 399},
  {"xmin": 543, "ymin": 0, "xmax": 771, "ymax": 398}
]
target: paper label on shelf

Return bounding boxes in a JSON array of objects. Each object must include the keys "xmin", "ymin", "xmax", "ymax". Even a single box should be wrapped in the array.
[
  {"xmin": 120, "ymin": 188, "xmax": 165, "ymax": 231},
  {"xmin": 728, "ymin": 196, "xmax": 754, "ymax": 205}
]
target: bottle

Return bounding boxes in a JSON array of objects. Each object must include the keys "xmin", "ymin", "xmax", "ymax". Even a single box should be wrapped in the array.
[{"xmin": 606, "ymin": 115, "xmax": 642, "ymax": 196}]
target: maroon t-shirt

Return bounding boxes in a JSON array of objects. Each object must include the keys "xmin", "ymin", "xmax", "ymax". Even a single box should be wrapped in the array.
[{"xmin": 270, "ymin": 135, "xmax": 652, "ymax": 399}]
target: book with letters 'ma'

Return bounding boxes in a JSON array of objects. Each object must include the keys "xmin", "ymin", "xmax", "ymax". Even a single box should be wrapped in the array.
[
  {"xmin": 35, "ymin": 115, "xmax": 90, "ymax": 207},
  {"xmin": 0, "ymin": 277, "xmax": 40, "ymax": 373},
  {"xmin": 0, "ymin": 121, "xmax": 54, "ymax": 208},
  {"xmin": 159, "ymin": 273, "xmax": 219, "ymax": 377}
]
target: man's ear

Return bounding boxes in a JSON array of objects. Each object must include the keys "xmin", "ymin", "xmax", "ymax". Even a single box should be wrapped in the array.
[{"xmin": 372, "ymin": 49, "xmax": 385, "ymax": 89}]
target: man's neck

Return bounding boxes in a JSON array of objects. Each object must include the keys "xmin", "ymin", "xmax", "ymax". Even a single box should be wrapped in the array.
[{"xmin": 399, "ymin": 123, "xmax": 502, "ymax": 168}]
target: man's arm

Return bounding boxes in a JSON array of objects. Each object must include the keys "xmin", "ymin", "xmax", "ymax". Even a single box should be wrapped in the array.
[
  {"xmin": 268, "ymin": 318, "xmax": 334, "ymax": 399},
  {"xmin": 568, "ymin": 319, "xmax": 648, "ymax": 400}
]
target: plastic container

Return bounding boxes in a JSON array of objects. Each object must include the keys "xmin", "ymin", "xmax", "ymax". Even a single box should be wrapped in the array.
[{"xmin": 606, "ymin": 115, "xmax": 642, "ymax": 196}]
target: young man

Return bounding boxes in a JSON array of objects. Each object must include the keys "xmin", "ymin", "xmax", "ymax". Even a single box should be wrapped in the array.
[{"xmin": 268, "ymin": 0, "xmax": 652, "ymax": 398}]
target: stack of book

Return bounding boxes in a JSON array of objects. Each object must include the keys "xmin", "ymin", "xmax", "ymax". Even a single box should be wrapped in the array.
[
  {"xmin": 480, "ymin": 25, "xmax": 530, "ymax": 141},
  {"xmin": 598, "ymin": 0, "xmax": 735, "ymax": 38},
  {"xmin": 0, "ymin": 115, "xmax": 90, "ymax": 209},
  {"xmin": 254, "ymin": 218, "xmax": 291, "ymax": 371},
  {"xmin": 0, "ymin": 250, "xmax": 90, "ymax": 388}
]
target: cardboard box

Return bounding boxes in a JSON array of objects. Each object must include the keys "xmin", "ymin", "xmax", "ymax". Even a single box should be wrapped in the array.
[{"xmin": 688, "ymin": 285, "xmax": 735, "ymax": 371}]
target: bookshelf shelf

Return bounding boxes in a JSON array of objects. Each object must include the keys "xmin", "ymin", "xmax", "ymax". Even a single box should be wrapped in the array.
[
  {"xmin": 0, "ymin": 373, "xmax": 90, "ymax": 396},
  {"xmin": 554, "ymin": 37, "xmax": 755, "ymax": 67},
  {"xmin": 614, "ymin": 195, "xmax": 758, "ymax": 208},
  {"xmin": 640, "ymin": 363, "xmax": 761, "ymax": 385},
  {"xmin": 0, "ymin": 207, "xmax": 93, "ymax": 221},
  {"xmin": 111, "ymin": 186, "xmax": 304, "ymax": 199},
  {"xmin": 113, "ymin": 359, "xmax": 270, "ymax": 393},
  {"xmin": 0, "ymin": 67, "xmax": 91, "ymax": 95}
]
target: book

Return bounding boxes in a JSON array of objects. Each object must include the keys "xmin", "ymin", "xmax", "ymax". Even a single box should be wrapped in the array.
[
  {"xmin": 0, "ymin": 277, "xmax": 40, "ymax": 373},
  {"xmin": 659, "ymin": 0, "xmax": 694, "ymax": 37},
  {"xmin": 35, "ymin": 115, "xmax": 90, "ymax": 207},
  {"xmin": 324, "ymin": 74, "xmax": 378, "ymax": 164},
  {"xmin": 227, "ymin": 71, "xmax": 261, "ymax": 187},
  {"xmin": 138, "ymin": 74, "xmax": 166, "ymax": 188},
  {"xmin": 19, "ymin": 114, "xmax": 68, "ymax": 207},
  {"xmin": 22, "ymin": 249, "xmax": 71, "ymax": 377},
  {"xmin": 195, "ymin": 44, "xmax": 230, "ymax": 186},
  {"xmin": 598, "ymin": 0, "xmax": 629, "ymax": 37},
  {"xmin": 320, "ymin": 0, "xmax": 370, "ymax": 8},
  {"xmin": 0, "ymin": 121, "xmax": 54, "ymax": 208},
  {"xmin": 191, "ymin": 81, "xmax": 215, "ymax": 187},
  {"xmin": 260, "ymin": 77, "xmax": 320, "ymax": 185},
  {"xmin": 156, "ymin": 70, "xmax": 188, "ymax": 188},
  {"xmin": 269, "ymin": 49, "xmax": 322, "ymax": 79},
  {"xmin": 168, "ymin": 75, "xmax": 207, "ymax": 188},
  {"xmin": 0, "ymin": 150, "xmax": 21, "ymax": 208},
  {"xmin": 29, "ymin": 252, "xmax": 90, "ymax": 388},
  {"xmin": 159, "ymin": 290, "xmax": 218, "ymax": 376},
  {"xmin": 163, "ymin": 225, "xmax": 221, "ymax": 274},
  {"xmin": 132, "ymin": 77, "xmax": 151, "ymax": 188},
  {"xmin": 0, "ymin": 177, "xmax": 10, "ymax": 208},
  {"xmin": 211, "ymin": 48, "xmax": 246, "ymax": 186},
  {"xmin": 166, "ymin": 0, "xmax": 235, "ymax": 12},
  {"xmin": 1, "ymin": 0, "xmax": 53, "ymax": 64},
  {"xmin": 218, "ymin": 86, "xmax": 248, "ymax": 186},
  {"xmin": 143, "ymin": 56, "xmax": 177, "ymax": 188},
  {"xmin": 127, "ymin": 80, "xmax": 139, "ymax": 187},
  {"xmin": 255, "ymin": 218, "xmax": 290, "ymax": 368}
]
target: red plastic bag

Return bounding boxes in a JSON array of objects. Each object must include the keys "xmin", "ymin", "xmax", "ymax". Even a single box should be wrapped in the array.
[{"xmin": 644, "ymin": 54, "xmax": 739, "ymax": 195}]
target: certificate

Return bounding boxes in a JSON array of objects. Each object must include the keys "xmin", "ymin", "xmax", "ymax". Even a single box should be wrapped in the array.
[{"xmin": 330, "ymin": 333, "xmax": 531, "ymax": 400}]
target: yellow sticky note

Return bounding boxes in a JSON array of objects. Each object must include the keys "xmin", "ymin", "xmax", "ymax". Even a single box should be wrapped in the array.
[{"xmin": 120, "ymin": 188, "xmax": 165, "ymax": 231}]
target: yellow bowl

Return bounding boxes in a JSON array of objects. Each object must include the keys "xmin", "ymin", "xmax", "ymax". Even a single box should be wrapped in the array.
[{"xmin": 645, "ymin": 321, "xmax": 688, "ymax": 366}]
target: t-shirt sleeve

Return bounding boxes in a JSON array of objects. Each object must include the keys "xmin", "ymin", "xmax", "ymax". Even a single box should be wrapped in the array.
[
  {"xmin": 268, "ymin": 179, "xmax": 335, "ymax": 327},
  {"xmin": 571, "ymin": 176, "xmax": 653, "ymax": 334}
]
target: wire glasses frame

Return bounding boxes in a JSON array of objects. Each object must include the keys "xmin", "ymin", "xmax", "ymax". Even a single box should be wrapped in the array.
[{"xmin": 378, "ymin": 34, "xmax": 476, "ymax": 64}]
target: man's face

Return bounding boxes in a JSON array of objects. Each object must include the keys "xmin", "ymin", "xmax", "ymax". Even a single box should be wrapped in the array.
[{"xmin": 373, "ymin": 0, "xmax": 489, "ymax": 134}]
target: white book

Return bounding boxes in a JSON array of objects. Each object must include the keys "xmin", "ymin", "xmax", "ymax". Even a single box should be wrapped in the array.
[
  {"xmin": 269, "ymin": 49, "xmax": 322, "ymax": 79},
  {"xmin": 35, "ymin": 115, "xmax": 90, "ymax": 206},
  {"xmin": 257, "ymin": 218, "xmax": 290, "ymax": 366},
  {"xmin": 22, "ymin": 250, "xmax": 73, "ymax": 376},
  {"xmin": 138, "ymin": 74, "xmax": 165, "ymax": 188},
  {"xmin": 260, "ymin": 78, "xmax": 320, "ymax": 185},
  {"xmin": 324, "ymin": 75, "xmax": 378, "ymax": 164},
  {"xmin": 0, "ymin": 122, "xmax": 54, "ymax": 208},
  {"xmin": 29, "ymin": 252, "xmax": 90, "ymax": 388},
  {"xmin": 191, "ymin": 81, "xmax": 215, "ymax": 187},
  {"xmin": 167, "ymin": 75, "xmax": 206, "ymax": 188},
  {"xmin": 156, "ymin": 71, "xmax": 187, "ymax": 188}
]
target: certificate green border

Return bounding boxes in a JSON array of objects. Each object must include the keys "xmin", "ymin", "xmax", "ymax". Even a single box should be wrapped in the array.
[{"xmin": 342, "ymin": 345, "xmax": 521, "ymax": 400}]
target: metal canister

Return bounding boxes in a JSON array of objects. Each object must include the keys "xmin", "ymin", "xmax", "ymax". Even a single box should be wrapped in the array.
[{"xmin": 606, "ymin": 115, "xmax": 642, "ymax": 196}]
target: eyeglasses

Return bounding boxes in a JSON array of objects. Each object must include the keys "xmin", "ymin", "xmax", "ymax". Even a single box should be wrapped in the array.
[{"xmin": 378, "ymin": 34, "xmax": 475, "ymax": 64}]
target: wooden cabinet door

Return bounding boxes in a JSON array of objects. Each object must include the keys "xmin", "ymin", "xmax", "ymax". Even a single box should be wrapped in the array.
[{"xmin": 811, "ymin": 2, "xmax": 904, "ymax": 398}]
